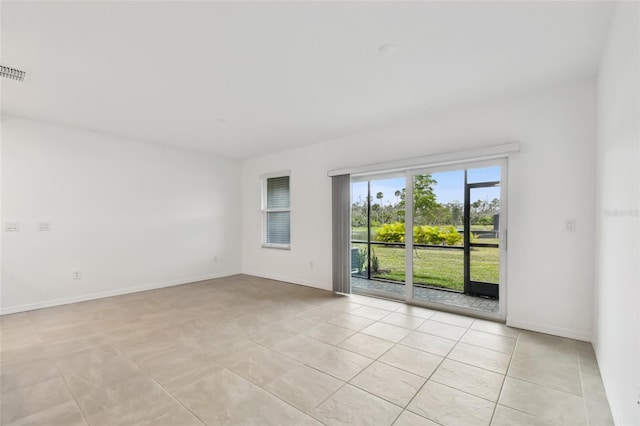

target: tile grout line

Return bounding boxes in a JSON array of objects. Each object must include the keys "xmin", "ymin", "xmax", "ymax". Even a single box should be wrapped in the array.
[
  {"xmin": 578, "ymin": 350, "xmax": 591, "ymax": 426},
  {"xmin": 48, "ymin": 357, "xmax": 92, "ymax": 426},
  {"xmin": 124, "ymin": 353, "xmax": 208, "ymax": 426},
  {"xmin": 290, "ymin": 310, "xmax": 433, "ymax": 425},
  {"xmin": 234, "ymin": 327, "xmax": 373, "ymax": 424},
  {"xmin": 393, "ymin": 318, "xmax": 474, "ymax": 425},
  {"xmin": 491, "ymin": 335, "xmax": 573, "ymax": 426},
  {"xmin": 223, "ymin": 367, "xmax": 327, "ymax": 424},
  {"xmin": 488, "ymin": 328, "xmax": 518, "ymax": 425},
  {"xmin": 18, "ymin": 315, "xmax": 91, "ymax": 426}
]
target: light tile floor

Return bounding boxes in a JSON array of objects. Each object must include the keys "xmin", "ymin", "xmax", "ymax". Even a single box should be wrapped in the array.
[{"xmin": 0, "ymin": 275, "xmax": 613, "ymax": 425}]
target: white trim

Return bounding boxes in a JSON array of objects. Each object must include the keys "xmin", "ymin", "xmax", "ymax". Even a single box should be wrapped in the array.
[
  {"xmin": 242, "ymin": 271, "xmax": 331, "ymax": 292},
  {"xmin": 351, "ymin": 170, "xmax": 405, "ymax": 183},
  {"xmin": 404, "ymin": 171, "xmax": 414, "ymax": 304},
  {"xmin": 0, "ymin": 271, "xmax": 239, "ymax": 315},
  {"xmin": 409, "ymin": 297, "xmax": 504, "ymax": 322},
  {"xmin": 328, "ymin": 142, "xmax": 520, "ymax": 177},
  {"xmin": 506, "ymin": 318, "xmax": 592, "ymax": 342},
  {"xmin": 406, "ymin": 157, "xmax": 504, "ymax": 177},
  {"xmin": 260, "ymin": 170, "xmax": 291, "ymax": 179},
  {"xmin": 498, "ymin": 159, "xmax": 508, "ymax": 321},
  {"xmin": 261, "ymin": 243, "xmax": 291, "ymax": 250}
]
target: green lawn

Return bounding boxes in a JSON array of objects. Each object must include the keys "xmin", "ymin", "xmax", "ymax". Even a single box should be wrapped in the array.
[{"xmin": 354, "ymin": 244, "xmax": 499, "ymax": 291}]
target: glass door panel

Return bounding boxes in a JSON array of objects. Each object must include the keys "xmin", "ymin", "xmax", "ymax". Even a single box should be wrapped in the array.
[
  {"xmin": 470, "ymin": 247, "xmax": 500, "ymax": 284},
  {"xmin": 465, "ymin": 172, "xmax": 501, "ymax": 298},
  {"xmin": 412, "ymin": 170, "xmax": 465, "ymax": 301},
  {"xmin": 351, "ymin": 181, "xmax": 368, "ymax": 242},
  {"xmin": 413, "ymin": 248, "xmax": 464, "ymax": 290},
  {"xmin": 351, "ymin": 176, "xmax": 406, "ymax": 299}
]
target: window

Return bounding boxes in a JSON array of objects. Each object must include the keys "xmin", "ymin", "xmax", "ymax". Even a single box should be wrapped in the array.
[{"xmin": 262, "ymin": 174, "xmax": 291, "ymax": 249}]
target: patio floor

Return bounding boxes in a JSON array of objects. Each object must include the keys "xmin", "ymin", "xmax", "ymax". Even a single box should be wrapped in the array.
[{"xmin": 351, "ymin": 276, "xmax": 499, "ymax": 313}]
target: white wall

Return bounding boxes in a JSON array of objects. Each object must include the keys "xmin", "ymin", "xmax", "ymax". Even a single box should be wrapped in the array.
[
  {"xmin": 0, "ymin": 116, "xmax": 241, "ymax": 313},
  {"xmin": 593, "ymin": 2, "xmax": 640, "ymax": 425},
  {"xmin": 241, "ymin": 79, "xmax": 597, "ymax": 341}
]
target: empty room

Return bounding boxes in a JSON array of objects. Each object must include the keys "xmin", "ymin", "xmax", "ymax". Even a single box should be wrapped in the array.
[{"xmin": 1, "ymin": 1, "xmax": 638, "ymax": 425}]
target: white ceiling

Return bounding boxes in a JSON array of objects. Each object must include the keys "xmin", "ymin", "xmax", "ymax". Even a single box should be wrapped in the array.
[{"xmin": 1, "ymin": 1, "xmax": 614, "ymax": 160}]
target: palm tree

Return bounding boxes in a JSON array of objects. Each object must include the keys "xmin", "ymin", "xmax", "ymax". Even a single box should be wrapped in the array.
[
  {"xmin": 394, "ymin": 190, "xmax": 402, "ymax": 221},
  {"xmin": 376, "ymin": 192, "xmax": 384, "ymax": 223}
]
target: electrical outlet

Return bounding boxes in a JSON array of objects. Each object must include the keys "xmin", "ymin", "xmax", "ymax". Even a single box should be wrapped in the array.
[
  {"xmin": 4, "ymin": 222, "xmax": 19, "ymax": 232},
  {"xmin": 309, "ymin": 261, "xmax": 314, "ymax": 269},
  {"xmin": 565, "ymin": 219, "xmax": 576, "ymax": 232},
  {"xmin": 214, "ymin": 256, "xmax": 218, "ymax": 263},
  {"xmin": 72, "ymin": 270, "xmax": 82, "ymax": 280}
]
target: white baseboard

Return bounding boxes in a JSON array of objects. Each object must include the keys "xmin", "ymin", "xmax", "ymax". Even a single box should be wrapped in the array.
[
  {"xmin": 0, "ymin": 271, "xmax": 239, "ymax": 315},
  {"xmin": 5, "ymin": 272, "xmax": 594, "ymax": 345},
  {"xmin": 507, "ymin": 318, "xmax": 592, "ymax": 342},
  {"xmin": 242, "ymin": 271, "xmax": 332, "ymax": 292}
]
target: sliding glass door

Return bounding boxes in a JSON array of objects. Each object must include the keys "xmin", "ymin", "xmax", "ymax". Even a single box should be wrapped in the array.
[{"xmin": 350, "ymin": 159, "xmax": 506, "ymax": 318}]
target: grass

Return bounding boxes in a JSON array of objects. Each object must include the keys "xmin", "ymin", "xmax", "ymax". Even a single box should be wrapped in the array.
[{"xmin": 353, "ymin": 244, "xmax": 499, "ymax": 291}]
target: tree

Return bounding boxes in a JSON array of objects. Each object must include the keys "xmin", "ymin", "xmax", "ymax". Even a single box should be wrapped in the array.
[
  {"xmin": 414, "ymin": 175, "xmax": 437, "ymax": 214},
  {"xmin": 445, "ymin": 201, "xmax": 463, "ymax": 226},
  {"xmin": 394, "ymin": 190, "xmax": 401, "ymax": 204},
  {"xmin": 351, "ymin": 197, "xmax": 368, "ymax": 227},
  {"xmin": 399, "ymin": 175, "xmax": 438, "ymax": 225},
  {"xmin": 469, "ymin": 197, "xmax": 500, "ymax": 225},
  {"xmin": 376, "ymin": 192, "xmax": 384, "ymax": 223},
  {"xmin": 351, "ymin": 209, "xmax": 367, "ymax": 227},
  {"xmin": 393, "ymin": 190, "xmax": 403, "ymax": 222}
]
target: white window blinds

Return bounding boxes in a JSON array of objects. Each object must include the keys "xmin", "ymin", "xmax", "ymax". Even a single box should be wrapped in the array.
[{"xmin": 263, "ymin": 175, "xmax": 291, "ymax": 248}]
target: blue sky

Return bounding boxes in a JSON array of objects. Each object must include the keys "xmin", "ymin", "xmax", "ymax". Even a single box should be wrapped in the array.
[{"xmin": 352, "ymin": 166, "xmax": 500, "ymax": 206}]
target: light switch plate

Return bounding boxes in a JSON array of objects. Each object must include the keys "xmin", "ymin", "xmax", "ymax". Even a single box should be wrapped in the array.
[{"xmin": 4, "ymin": 222, "xmax": 19, "ymax": 232}]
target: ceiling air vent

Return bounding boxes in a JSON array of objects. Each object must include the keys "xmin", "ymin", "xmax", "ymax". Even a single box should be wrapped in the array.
[{"xmin": 1, "ymin": 65, "xmax": 26, "ymax": 82}]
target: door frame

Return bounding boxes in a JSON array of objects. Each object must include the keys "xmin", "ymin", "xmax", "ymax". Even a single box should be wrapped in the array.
[
  {"xmin": 465, "ymin": 179, "xmax": 500, "ymax": 298},
  {"xmin": 404, "ymin": 158, "xmax": 508, "ymax": 321}
]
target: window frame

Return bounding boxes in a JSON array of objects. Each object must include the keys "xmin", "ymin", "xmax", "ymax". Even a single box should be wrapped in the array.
[{"xmin": 261, "ymin": 171, "xmax": 291, "ymax": 250}]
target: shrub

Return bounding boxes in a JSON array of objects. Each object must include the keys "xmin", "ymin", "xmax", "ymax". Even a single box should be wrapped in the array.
[
  {"xmin": 371, "ymin": 248, "xmax": 379, "ymax": 272},
  {"xmin": 376, "ymin": 223, "xmax": 405, "ymax": 243},
  {"xmin": 377, "ymin": 222, "xmax": 462, "ymax": 246},
  {"xmin": 355, "ymin": 248, "xmax": 367, "ymax": 272},
  {"xmin": 425, "ymin": 225, "xmax": 445, "ymax": 245},
  {"xmin": 443, "ymin": 225, "xmax": 462, "ymax": 245},
  {"xmin": 413, "ymin": 225, "xmax": 427, "ymax": 244},
  {"xmin": 413, "ymin": 225, "xmax": 461, "ymax": 245}
]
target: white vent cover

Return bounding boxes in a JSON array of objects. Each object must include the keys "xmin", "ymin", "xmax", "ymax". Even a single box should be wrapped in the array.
[{"xmin": 1, "ymin": 65, "xmax": 26, "ymax": 82}]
